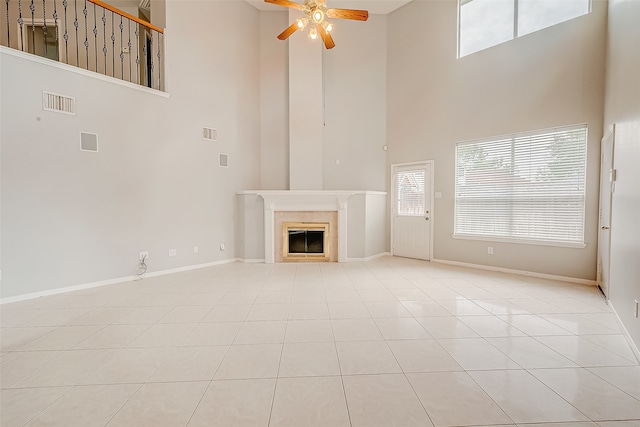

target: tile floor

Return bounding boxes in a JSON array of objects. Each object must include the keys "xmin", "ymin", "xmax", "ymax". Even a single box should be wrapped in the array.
[{"xmin": 1, "ymin": 257, "xmax": 639, "ymax": 426}]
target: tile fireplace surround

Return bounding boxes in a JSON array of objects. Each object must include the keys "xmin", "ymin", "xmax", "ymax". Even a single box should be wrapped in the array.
[
  {"xmin": 278, "ymin": 214, "xmax": 336, "ymax": 262},
  {"xmin": 236, "ymin": 191, "xmax": 387, "ymax": 263}
]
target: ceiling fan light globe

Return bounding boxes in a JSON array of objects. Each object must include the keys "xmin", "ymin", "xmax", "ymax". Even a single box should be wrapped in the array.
[
  {"xmin": 296, "ymin": 18, "xmax": 306, "ymax": 29},
  {"xmin": 312, "ymin": 9, "xmax": 324, "ymax": 23},
  {"xmin": 309, "ymin": 26, "xmax": 318, "ymax": 39},
  {"xmin": 324, "ymin": 22, "xmax": 333, "ymax": 32}
]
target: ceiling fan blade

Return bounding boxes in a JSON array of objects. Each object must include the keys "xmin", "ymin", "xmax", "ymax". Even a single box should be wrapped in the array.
[
  {"xmin": 317, "ymin": 24, "xmax": 335, "ymax": 49},
  {"xmin": 277, "ymin": 21, "xmax": 300, "ymax": 40},
  {"xmin": 327, "ymin": 8, "xmax": 368, "ymax": 21},
  {"xmin": 264, "ymin": 0, "xmax": 303, "ymax": 10}
]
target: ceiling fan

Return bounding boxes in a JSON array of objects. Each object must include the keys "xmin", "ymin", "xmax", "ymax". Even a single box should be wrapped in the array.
[{"xmin": 265, "ymin": 0, "xmax": 369, "ymax": 50}]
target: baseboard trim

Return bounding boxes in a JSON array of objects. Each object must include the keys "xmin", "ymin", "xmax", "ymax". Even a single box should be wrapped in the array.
[
  {"xmin": 0, "ymin": 275, "xmax": 136, "ymax": 305},
  {"xmin": 142, "ymin": 259, "xmax": 238, "ymax": 278},
  {"xmin": 238, "ymin": 253, "xmax": 392, "ymax": 263},
  {"xmin": 0, "ymin": 258, "xmax": 238, "ymax": 305},
  {"xmin": 237, "ymin": 258, "xmax": 265, "ymax": 264},
  {"xmin": 347, "ymin": 252, "xmax": 391, "ymax": 262},
  {"xmin": 431, "ymin": 258, "xmax": 597, "ymax": 286},
  {"xmin": 609, "ymin": 301, "xmax": 640, "ymax": 363}
]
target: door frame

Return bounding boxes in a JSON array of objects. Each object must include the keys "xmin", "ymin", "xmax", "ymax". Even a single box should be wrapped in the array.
[
  {"xmin": 17, "ymin": 19, "xmax": 63, "ymax": 62},
  {"xmin": 597, "ymin": 125, "xmax": 615, "ymax": 299},
  {"xmin": 390, "ymin": 160, "xmax": 435, "ymax": 260}
]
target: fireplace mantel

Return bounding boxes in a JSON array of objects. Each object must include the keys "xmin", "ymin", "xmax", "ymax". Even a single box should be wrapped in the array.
[{"xmin": 237, "ymin": 190, "xmax": 386, "ymax": 264}]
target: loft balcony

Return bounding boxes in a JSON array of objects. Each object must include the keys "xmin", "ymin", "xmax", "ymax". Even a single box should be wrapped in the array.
[{"xmin": 0, "ymin": 0, "xmax": 164, "ymax": 91}]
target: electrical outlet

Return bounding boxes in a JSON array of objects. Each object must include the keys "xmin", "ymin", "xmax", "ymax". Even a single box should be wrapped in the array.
[
  {"xmin": 139, "ymin": 251, "xmax": 149, "ymax": 261},
  {"xmin": 194, "ymin": 246, "xmax": 199, "ymax": 253},
  {"xmin": 168, "ymin": 249, "xmax": 177, "ymax": 257},
  {"xmin": 220, "ymin": 243, "xmax": 226, "ymax": 251},
  {"xmin": 487, "ymin": 247, "xmax": 494, "ymax": 255}
]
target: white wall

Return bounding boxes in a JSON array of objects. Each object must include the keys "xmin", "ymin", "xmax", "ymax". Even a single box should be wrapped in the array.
[
  {"xmin": 387, "ymin": 0, "xmax": 607, "ymax": 280},
  {"xmin": 0, "ymin": 0, "xmax": 261, "ymax": 298},
  {"xmin": 603, "ymin": 0, "xmax": 640, "ymax": 351},
  {"xmin": 236, "ymin": 193, "xmax": 265, "ymax": 261},
  {"xmin": 323, "ymin": 15, "xmax": 387, "ymax": 191},
  {"xmin": 288, "ymin": 11, "xmax": 324, "ymax": 190},
  {"xmin": 365, "ymin": 192, "xmax": 387, "ymax": 257},
  {"xmin": 258, "ymin": 12, "xmax": 387, "ymax": 192},
  {"xmin": 260, "ymin": 12, "xmax": 289, "ymax": 190}
]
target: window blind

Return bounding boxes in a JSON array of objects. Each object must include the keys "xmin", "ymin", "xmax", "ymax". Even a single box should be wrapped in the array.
[{"xmin": 454, "ymin": 124, "xmax": 587, "ymax": 245}]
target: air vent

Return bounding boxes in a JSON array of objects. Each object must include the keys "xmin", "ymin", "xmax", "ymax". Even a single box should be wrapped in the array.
[
  {"xmin": 219, "ymin": 153, "xmax": 228, "ymax": 167},
  {"xmin": 80, "ymin": 132, "xmax": 98, "ymax": 152},
  {"xmin": 202, "ymin": 127, "xmax": 218, "ymax": 142},
  {"xmin": 139, "ymin": 0, "xmax": 151, "ymax": 10},
  {"xmin": 43, "ymin": 91, "xmax": 76, "ymax": 115}
]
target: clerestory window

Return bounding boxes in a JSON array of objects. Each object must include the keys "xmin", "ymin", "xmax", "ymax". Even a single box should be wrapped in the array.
[{"xmin": 458, "ymin": 0, "xmax": 591, "ymax": 57}]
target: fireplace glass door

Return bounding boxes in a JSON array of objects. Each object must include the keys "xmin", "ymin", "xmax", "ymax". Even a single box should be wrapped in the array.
[
  {"xmin": 289, "ymin": 230, "xmax": 324, "ymax": 254},
  {"xmin": 282, "ymin": 222, "xmax": 330, "ymax": 261}
]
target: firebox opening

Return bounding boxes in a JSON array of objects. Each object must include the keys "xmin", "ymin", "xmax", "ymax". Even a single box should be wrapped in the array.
[
  {"xmin": 289, "ymin": 230, "xmax": 324, "ymax": 254},
  {"xmin": 282, "ymin": 221, "xmax": 331, "ymax": 262}
]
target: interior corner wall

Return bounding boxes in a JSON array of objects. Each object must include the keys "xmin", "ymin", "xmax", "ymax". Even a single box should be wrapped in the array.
[
  {"xmin": 387, "ymin": 0, "xmax": 607, "ymax": 280},
  {"xmin": 0, "ymin": 0, "xmax": 261, "ymax": 299},
  {"xmin": 150, "ymin": 0, "xmax": 166, "ymax": 28},
  {"xmin": 603, "ymin": 0, "xmax": 640, "ymax": 352},
  {"xmin": 260, "ymin": 11, "xmax": 290, "ymax": 190}
]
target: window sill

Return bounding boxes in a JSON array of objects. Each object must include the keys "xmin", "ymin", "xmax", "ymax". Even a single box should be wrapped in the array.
[{"xmin": 451, "ymin": 234, "xmax": 587, "ymax": 249}]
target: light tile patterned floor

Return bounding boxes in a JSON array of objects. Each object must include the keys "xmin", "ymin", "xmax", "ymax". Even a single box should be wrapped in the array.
[{"xmin": 1, "ymin": 257, "xmax": 639, "ymax": 426}]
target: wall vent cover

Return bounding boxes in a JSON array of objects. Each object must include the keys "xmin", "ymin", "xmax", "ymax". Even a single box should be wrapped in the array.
[
  {"xmin": 202, "ymin": 127, "xmax": 218, "ymax": 142},
  {"xmin": 43, "ymin": 91, "xmax": 76, "ymax": 115},
  {"xmin": 80, "ymin": 132, "xmax": 99, "ymax": 152},
  {"xmin": 219, "ymin": 153, "xmax": 228, "ymax": 167}
]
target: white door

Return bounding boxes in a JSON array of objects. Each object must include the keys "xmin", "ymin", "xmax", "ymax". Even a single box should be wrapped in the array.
[
  {"xmin": 597, "ymin": 126, "xmax": 615, "ymax": 298},
  {"xmin": 392, "ymin": 162, "xmax": 432, "ymax": 260}
]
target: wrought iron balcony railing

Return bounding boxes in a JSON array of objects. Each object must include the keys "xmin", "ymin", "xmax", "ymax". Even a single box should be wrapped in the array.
[{"xmin": 1, "ymin": 0, "xmax": 164, "ymax": 90}]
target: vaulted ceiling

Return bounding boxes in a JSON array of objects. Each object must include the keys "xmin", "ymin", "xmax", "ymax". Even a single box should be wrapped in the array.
[{"xmin": 245, "ymin": 0, "xmax": 413, "ymax": 15}]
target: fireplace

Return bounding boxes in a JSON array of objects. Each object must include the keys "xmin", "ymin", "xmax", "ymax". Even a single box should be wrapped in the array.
[
  {"xmin": 237, "ymin": 190, "xmax": 388, "ymax": 263},
  {"xmin": 282, "ymin": 222, "xmax": 330, "ymax": 261}
]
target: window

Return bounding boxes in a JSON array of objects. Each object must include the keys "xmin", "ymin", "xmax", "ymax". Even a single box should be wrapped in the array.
[
  {"xmin": 458, "ymin": 0, "xmax": 591, "ymax": 57},
  {"xmin": 454, "ymin": 124, "xmax": 587, "ymax": 246},
  {"xmin": 396, "ymin": 169, "xmax": 425, "ymax": 216}
]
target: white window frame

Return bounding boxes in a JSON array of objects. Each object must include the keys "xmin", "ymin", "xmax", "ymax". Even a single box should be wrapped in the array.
[
  {"xmin": 457, "ymin": 0, "xmax": 592, "ymax": 58},
  {"xmin": 453, "ymin": 124, "xmax": 588, "ymax": 248}
]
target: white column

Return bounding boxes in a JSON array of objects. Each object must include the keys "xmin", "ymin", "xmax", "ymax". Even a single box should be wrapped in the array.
[{"xmin": 288, "ymin": 9, "xmax": 324, "ymax": 190}]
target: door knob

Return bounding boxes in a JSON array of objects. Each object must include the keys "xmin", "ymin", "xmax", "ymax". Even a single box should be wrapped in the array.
[{"xmin": 601, "ymin": 226, "xmax": 610, "ymax": 230}]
